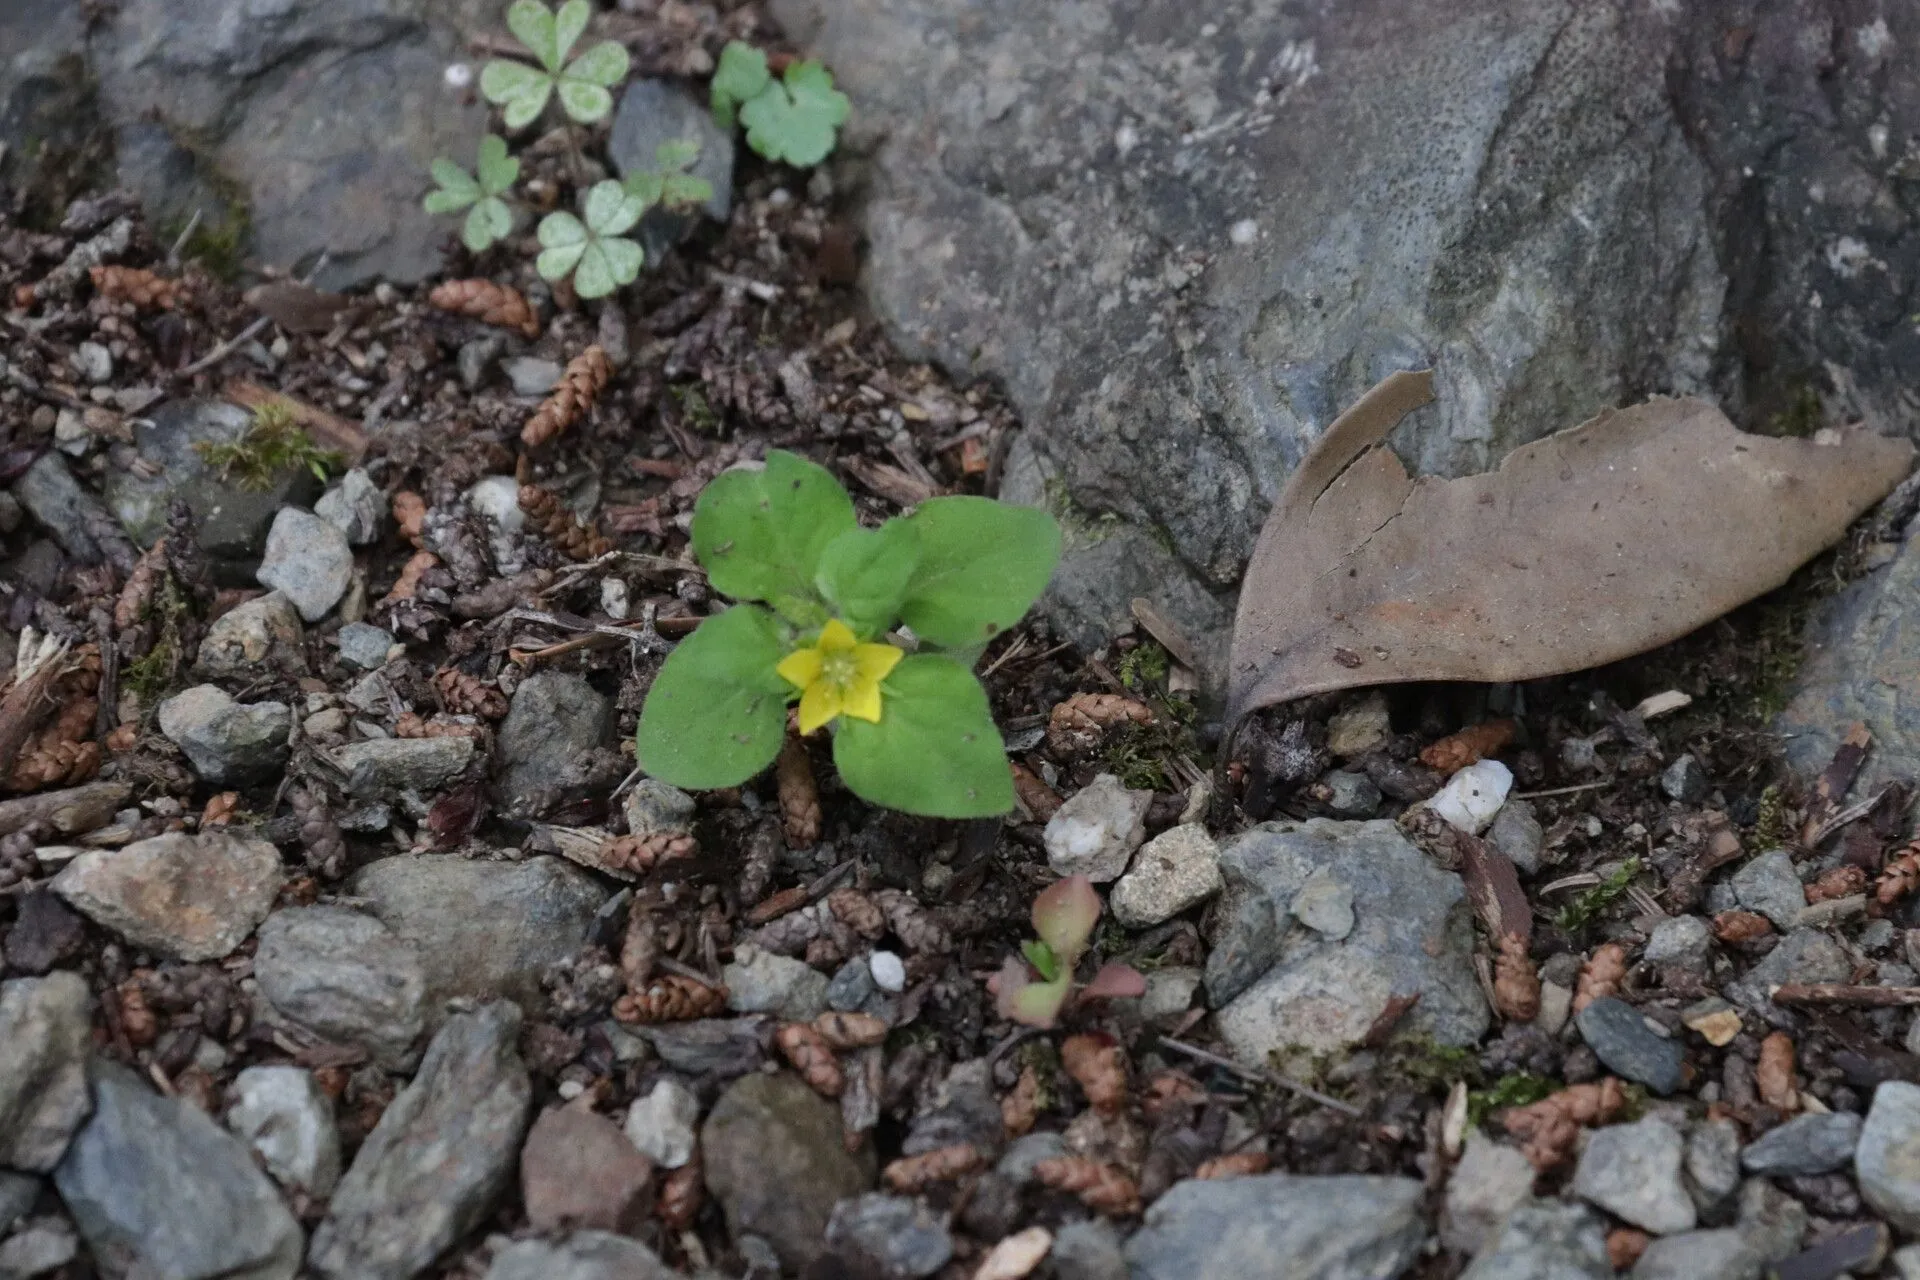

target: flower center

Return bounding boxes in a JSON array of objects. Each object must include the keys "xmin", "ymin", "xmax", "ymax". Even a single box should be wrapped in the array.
[{"xmin": 820, "ymin": 649, "xmax": 859, "ymax": 688}]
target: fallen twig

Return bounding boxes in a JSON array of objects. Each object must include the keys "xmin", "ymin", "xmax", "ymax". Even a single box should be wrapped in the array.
[
  {"xmin": 1771, "ymin": 984, "xmax": 1920, "ymax": 1009},
  {"xmin": 1157, "ymin": 1037, "xmax": 1360, "ymax": 1116}
]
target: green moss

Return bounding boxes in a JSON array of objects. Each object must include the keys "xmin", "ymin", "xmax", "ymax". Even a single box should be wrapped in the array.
[
  {"xmin": 194, "ymin": 402, "xmax": 340, "ymax": 491},
  {"xmin": 1763, "ymin": 384, "xmax": 1824, "ymax": 439},
  {"xmin": 174, "ymin": 208, "xmax": 252, "ymax": 282},
  {"xmin": 1468, "ymin": 1072, "xmax": 1556, "ymax": 1125},
  {"xmin": 1042, "ymin": 476, "xmax": 1120, "ymax": 551},
  {"xmin": 668, "ymin": 383, "xmax": 721, "ymax": 434},
  {"xmin": 1752, "ymin": 784, "xmax": 1790, "ymax": 850},
  {"xmin": 122, "ymin": 578, "xmax": 191, "ymax": 702},
  {"xmin": 1552, "ymin": 856, "xmax": 1641, "ymax": 935},
  {"xmin": 1118, "ymin": 641, "xmax": 1169, "ymax": 693}
]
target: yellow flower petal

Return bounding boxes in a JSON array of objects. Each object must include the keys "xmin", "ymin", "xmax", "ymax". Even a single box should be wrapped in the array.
[
  {"xmin": 776, "ymin": 647, "xmax": 823, "ymax": 690},
  {"xmin": 840, "ymin": 674, "xmax": 884, "ymax": 724},
  {"xmin": 851, "ymin": 642, "xmax": 903, "ymax": 684},
  {"xmin": 798, "ymin": 680, "xmax": 842, "ymax": 734},
  {"xmin": 817, "ymin": 618, "xmax": 858, "ymax": 653}
]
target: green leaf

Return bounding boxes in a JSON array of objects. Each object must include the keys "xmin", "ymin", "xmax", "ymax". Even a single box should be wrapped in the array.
[
  {"xmin": 738, "ymin": 60, "xmax": 850, "ymax": 167},
  {"xmin": 833, "ymin": 654, "xmax": 1013, "ymax": 817},
  {"xmin": 424, "ymin": 188, "xmax": 473, "ymax": 216},
  {"xmin": 535, "ymin": 210, "xmax": 587, "ymax": 280},
  {"xmin": 692, "ymin": 449, "xmax": 856, "ymax": 609},
  {"xmin": 481, "ymin": 59, "xmax": 553, "ymax": 129},
  {"xmin": 625, "ymin": 171, "xmax": 665, "ymax": 207},
  {"xmin": 573, "ymin": 237, "xmax": 642, "ymax": 298},
  {"xmin": 475, "ymin": 135, "xmax": 519, "ymax": 194},
  {"xmin": 662, "ymin": 173, "xmax": 713, "ymax": 208},
  {"xmin": 786, "ymin": 60, "xmax": 851, "ymax": 125},
  {"xmin": 656, "ymin": 138, "xmax": 700, "ymax": 171},
  {"xmin": 506, "ymin": 0, "xmax": 560, "ymax": 69},
  {"xmin": 556, "ymin": 79, "xmax": 613, "ymax": 123},
  {"xmin": 583, "ymin": 178, "xmax": 645, "ymax": 236},
  {"xmin": 564, "ymin": 39, "xmax": 630, "ymax": 88},
  {"xmin": 462, "ymin": 197, "xmax": 513, "ymax": 252},
  {"xmin": 1022, "ymin": 939, "xmax": 1060, "ymax": 983},
  {"xmin": 428, "ymin": 157, "xmax": 480, "ymax": 205},
  {"xmin": 637, "ymin": 604, "xmax": 790, "ymax": 790},
  {"xmin": 898, "ymin": 497, "xmax": 1061, "ymax": 649},
  {"xmin": 551, "ymin": 0, "xmax": 591, "ymax": 66},
  {"xmin": 711, "ymin": 41, "xmax": 770, "ymax": 129},
  {"xmin": 815, "ymin": 518, "xmax": 918, "ymax": 638}
]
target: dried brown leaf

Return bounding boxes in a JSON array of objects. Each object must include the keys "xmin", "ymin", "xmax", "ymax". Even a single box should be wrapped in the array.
[
  {"xmin": 1805, "ymin": 864, "xmax": 1867, "ymax": 904},
  {"xmin": 427, "ymin": 277, "xmax": 539, "ymax": 339},
  {"xmin": 776, "ymin": 736, "xmax": 821, "ymax": 849},
  {"xmin": 1002, "ymin": 1065, "xmax": 1041, "ymax": 1137},
  {"xmin": 1226, "ymin": 371, "xmax": 1913, "ymax": 733},
  {"xmin": 827, "ymin": 888, "xmax": 886, "ymax": 940},
  {"xmin": 1047, "ymin": 692, "xmax": 1154, "ymax": 756},
  {"xmin": 1502, "ymin": 1077, "xmax": 1625, "ymax": 1170},
  {"xmin": 1877, "ymin": 846, "xmax": 1920, "ymax": 905},
  {"xmin": 1420, "ymin": 719, "xmax": 1516, "ymax": 774},
  {"xmin": 1492, "ymin": 934, "xmax": 1541, "ymax": 1022},
  {"xmin": 1712, "ymin": 909, "xmax": 1773, "ymax": 943}
]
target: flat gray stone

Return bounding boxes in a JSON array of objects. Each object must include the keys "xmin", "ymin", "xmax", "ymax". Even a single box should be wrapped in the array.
[
  {"xmin": 1208, "ymin": 819, "xmax": 1487, "ymax": 1062},
  {"xmin": 308, "ymin": 1003, "xmax": 531, "ymax": 1280},
  {"xmin": 1686, "ymin": 1117, "xmax": 1742, "ymax": 1218},
  {"xmin": 1110, "ymin": 823, "xmax": 1222, "ymax": 927},
  {"xmin": 1629, "ymin": 1228, "xmax": 1753, "ymax": 1280},
  {"xmin": 607, "ymin": 78, "xmax": 734, "ymax": 263},
  {"xmin": 257, "ymin": 508, "xmax": 353, "ymax": 622},
  {"xmin": 351, "ymin": 855, "xmax": 610, "ymax": 1013},
  {"xmin": 1050, "ymin": 1220, "xmax": 1127, "ymax": 1280},
  {"xmin": 724, "ymin": 944, "xmax": 831, "ymax": 1021},
  {"xmin": 1858, "ymin": 1080, "xmax": 1920, "ymax": 1233},
  {"xmin": 1572, "ymin": 1117, "xmax": 1696, "ymax": 1235},
  {"xmin": 0, "ymin": 1172, "xmax": 39, "ymax": 1237},
  {"xmin": 1739, "ymin": 1110, "xmax": 1861, "ymax": 1177},
  {"xmin": 12, "ymin": 452, "xmax": 133, "ymax": 570},
  {"xmin": 194, "ymin": 592, "xmax": 307, "ymax": 678},
  {"xmin": 157, "ymin": 684, "xmax": 291, "ymax": 785},
  {"xmin": 0, "ymin": 1219, "xmax": 76, "ymax": 1277},
  {"xmin": 0, "ymin": 973, "xmax": 92, "ymax": 1171},
  {"xmin": 1645, "ymin": 915, "xmax": 1713, "ymax": 975},
  {"xmin": 825, "ymin": 1193, "xmax": 952, "ymax": 1279},
  {"xmin": 485, "ymin": 1231, "xmax": 676, "ymax": 1280},
  {"xmin": 1574, "ymin": 997, "xmax": 1685, "ymax": 1095},
  {"xmin": 335, "ymin": 622, "xmax": 394, "ymax": 670},
  {"xmin": 327, "ymin": 736, "xmax": 473, "ymax": 798},
  {"xmin": 55, "ymin": 1060, "xmax": 302, "ymax": 1280},
  {"xmin": 52, "ymin": 830, "xmax": 282, "ymax": 962},
  {"xmin": 314, "ymin": 469, "xmax": 383, "ymax": 546},
  {"xmin": 1725, "ymin": 928, "xmax": 1851, "ymax": 1014},
  {"xmin": 1729, "ymin": 850, "xmax": 1805, "ymax": 930},
  {"xmin": 227, "ymin": 1066, "xmax": 342, "ymax": 1198},
  {"xmin": 1442, "ymin": 1132, "xmax": 1536, "ymax": 1254},
  {"xmin": 495, "ymin": 672, "xmax": 614, "ymax": 815},
  {"xmin": 1043, "ymin": 772, "xmax": 1149, "ymax": 882},
  {"xmin": 1487, "ymin": 800, "xmax": 1545, "ymax": 875},
  {"xmin": 1460, "ymin": 1200, "xmax": 1611, "ymax": 1280},
  {"xmin": 253, "ymin": 906, "xmax": 428, "ymax": 1070},
  {"xmin": 1124, "ymin": 1173, "xmax": 1426, "ymax": 1280}
]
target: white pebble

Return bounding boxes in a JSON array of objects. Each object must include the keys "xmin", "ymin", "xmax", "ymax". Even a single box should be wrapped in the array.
[
  {"xmin": 444, "ymin": 62, "xmax": 474, "ymax": 89},
  {"xmin": 556, "ymin": 1079, "xmax": 585, "ymax": 1101},
  {"xmin": 1427, "ymin": 758, "xmax": 1513, "ymax": 835},
  {"xmin": 1229, "ymin": 218, "xmax": 1259, "ymax": 245},
  {"xmin": 870, "ymin": 950, "xmax": 906, "ymax": 993}
]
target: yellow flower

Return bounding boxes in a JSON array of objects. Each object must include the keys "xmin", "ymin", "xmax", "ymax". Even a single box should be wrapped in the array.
[{"xmin": 776, "ymin": 619, "xmax": 904, "ymax": 735}]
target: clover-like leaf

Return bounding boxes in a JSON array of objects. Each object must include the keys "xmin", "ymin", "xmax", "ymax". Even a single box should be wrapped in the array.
[
  {"xmin": 506, "ymin": 0, "xmax": 564, "ymax": 69},
  {"xmin": 556, "ymin": 39, "xmax": 629, "ymax": 123},
  {"xmin": 833, "ymin": 654, "xmax": 1013, "ymax": 818},
  {"xmin": 636, "ymin": 603, "xmax": 791, "ymax": 789},
  {"xmin": 572, "ymin": 235, "xmax": 643, "ymax": 299},
  {"xmin": 535, "ymin": 210, "xmax": 589, "ymax": 280},
  {"xmin": 692, "ymin": 449, "xmax": 857, "ymax": 613},
  {"xmin": 487, "ymin": 0, "xmax": 626, "ymax": 126},
  {"xmin": 536, "ymin": 180, "xmax": 645, "ymax": 298},
  {"xmin": 475, "ymin": 134, "xmax": 520, "ymax": 194},
  {"xmin": 480, "ymin": 58, "xmax": 553, "ymax": 130},
  {"xmin": 656, "ymin": 138, "xmax": 701, "ymax": 171},
  {"xmin": 427, "ymin": 137, "xmax": 520, "ymax": 253},
  {"xmin": 424, "ymin": 157, "xmax": 482, "ymax": 214},
  {"xmin": 897, "ymin": 497, "xmax": 1061, "ymax": 650},
  {"xmin": 738, "ymin": 59, "xmax": 851, "ymax": 168},
  {"xmin": 462, "ymin": 198, "xmax": 514, "ymax": 253},
  {"xmin": 711, "ymin": 40, "xmax": 771, "ymax": 130},
  {"xmin": 662, "ymin": 172, "xmax": 713, "ymax": 209}
]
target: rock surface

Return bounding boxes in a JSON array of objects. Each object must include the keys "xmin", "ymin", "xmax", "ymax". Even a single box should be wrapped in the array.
[
  {"xmin": 308, "ymin": 1003, "xmax": 531, "ymax": 1280},
  {"xmin": 1109, "ymin": 823, "xmax": 1222, "ymax": 927},
  {"xmin": 1728, "ymin": 850, "xmax": 1805, "ymax": 931},
  {"xmin": 0, "ymin": 973, "xmax": 93, "ymax": 1172},
  {"xmin": 824, "ymin": 1193, "xmax": 954, "ymax": 1279},
  {"xmin": 494, "ymin": 673, "xmax": 615, "ymax": 815},
  {"xmin": 607, "ymin": 79, "xmax": 734, "ymax": 262},
  {"xmin": 328, "ymin": 736, "xmax": 474, "ymax": 798},
  {"xmin": 484, "ymin": 1231, "xmax": 676, "ymax": 1280},
  {"xmin": 724, "ymin": 944, "xmax": 832, "ymax": 1021},
  {"xmin": 194, "ymin": 593, "xmax": 307, "ymax": 678},
  {"xmin": 226, "ymin": 1065, "xmax": 342, "ymax": 1198},
  {"xmin": 1460, "ymin": 1200, "xmax": 1612, "ymax": 1280},
  {"xmin": 625, "ymin": 1078, "xmax": 699, "ymax": 1169},
  {"xmin": 1442, "ymin": 1132, "xmax": 1535, "ymax": 1254},
  {"xmin": 54, "ymin": 1060, "xmax": 303, "ymax": 1280},
  {"xmin": 1123, "ymin": 1173, "xmax": 1426, "ymax": 1280},
  {"xmin": 52, "ymin": 830, "xmax": 282, "ymax": 961},
  {"xmin": 1725, "ymin": 928, "xmax": 1852, "ymax": 1014},
  {"xmin": 10, "ymin": 453, "xmax": 132, "ymax": 571},
  {"xmin": 314, "ymin": 469, "xmax": 384, "ymax": 545},
  {"xmin": 351, "ymin": 855, "xmax": 609, "ymax": 1013},
  {"xmin": 1042, "ymin": 772, "xmax": 1149, "ymax": 882},
  {"xmin": 1574, "ymin": 997, "xmax": 1685, "ymax": 1094},
  {"xmin": 1858, "ymin": 1080, "xmax": 1920, "ymax": 1233},
  {"xmin": 1572, "ymin": 1117, "xmax": 1696, "ymax": 1235},
  {"xmin": 1739, "ymin": 1111, "xmax": 1861, "ymax": 1177},
  {"xmin": 257, "ymin": 508, "xmax": 354, "ymax": 622},
  {"xmin": 1206, "ymin": 820, "xmax": 1486, "ymax": 1062},
  {"xmin": 520, "ymin": 1106, "xmax": 654, "ymax": 1234},
  {"xmin": 252, "ymin": 906, "xmax": 428, "ymax": 1069},
  {"xmin": 701, "ymin": 1072, "xmax": 876, "ymax": 1269},
  {"xmin": 157, "ymin": 684, "xmax": 292, "ymax": 785}
]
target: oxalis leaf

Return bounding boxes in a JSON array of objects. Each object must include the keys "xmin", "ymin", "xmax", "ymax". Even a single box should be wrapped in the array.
[
  {"xmin": 710, "ymin": 41, "xmax": 770, "ymax": 130},
  {"xmin": 486, "ymin": 0, "xmax": 628, "ymax": 126},
  {"xmin": 833, "ymin": 654, "xmax": 1012, "ymax": 818},
  {"xmin": 1224, "ymin": 370, "xmax": 1916, "ymax": 742},
  {"xmin": 738, "ymin": 60, "xmax": 851, "ymax": 168},
  {"xmin": 425, "ymin": 136, "xmax": 520, "ymax": 253},
  {"xmin": 692, "ymin": 449, "xmax": 856, "ymax": 616},
  {"xmin": 636, "ymin": 604, "xmax": 790, "ymax": 789},
  {"xmin": 535, "ymin": 180, "xmax": 645, "ymax": 299},
  {"xmin": 897, "ymin": 497, "xmax": 1061, "ymax": 649}
]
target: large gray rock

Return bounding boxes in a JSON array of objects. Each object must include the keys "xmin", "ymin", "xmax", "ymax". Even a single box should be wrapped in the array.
[
  {"xmin": 607, "ymin": 79, "xmax": 734, "ymax": 264},
  {"xmin": 1858, "ymin": 1080, "xmax": 1920, "ymax": 1234},
  {"xmin": 495, "ymin": 672, "xmax": 614, "ymax": 815},
  {"xmin": 1207, "ymin": 819, "xmax": 1486, "ymax": 1062},
  {"xmin": 776, "ymin": 0, "xmax": 1920, "ymax": 671},
  {"xmin": 824, "ymin": 1193, "xmax": 953, "ymax": 1279},
  {"xmin": 1739, "ymin": 1111, "xmax": 1861, "ymax": 1177},
  {"xmin": 1724, "ymin": 928, "xmax": 1851, "ymax": 1015},
  {"xmin": 257, "ymin": 508, "xmax": 354, "ymax": 622},
  {"xmin": 1460, "ymin": 1201, "xmax": 1611, "ymax": 1280},
  {"xmin": 157, "ymin": 684, "xmax": 292, "ymax": 785},
  {"xmin": 51, "ymin": 830, "xmax": 283, "ymax": 961},
  {"xmin": 54, "ymin": 1060, "xmax": 303, "ymax": 1280},
  {"xmin": 351, "ymin": 854, "xmax": 610, "ymax": 1013},
  {"xmin": 1124, "ymin": 1173, "xmax": 1426, "ymax": 1280},
  {"xmin": 328, "ymin": 736, "xmax": 473, "ymax": 798},
  {"xmin": 1572, "ymin": 1117, "xmax": 1696, "ymax": 1235},
  {"xmin": 485, "ymin": 1231, "xmax": 677, "ymax": 1280},
  {"xmin": 104, "ymin": 400, "xmax": 318, "ymax": 568},
  {"xmin": 1442, "ymin": 1133, "xmax": 1536, "ymax": 1255},
  {"xmin": 194, "ymin": 592, "xmax": 308, "ymax": 679},
  {"xmin": 0, "ymin": 973, "xmax": 93, "ymax": 1172},
  {"xmin": 253, "ymin": 906, "xmax": 428, "ymax": 1069},
  {"xmin": 308, "ymin": 1003, "xmax": 531, "ymax": 1280},
  {"xmin": 226, "ymin": 1065, "xmax": 343, "ymax": 1198},
  {"xmin": 0, "ymin": 0, "xmax": 93, "ymax": 223},
  {"xmin": 702, "ymin": 1072, "xmax": 876, "ymax": 1270},
  {"xmin": 10, "ymin": 453, "xmax": 134, "ymax": 572}
]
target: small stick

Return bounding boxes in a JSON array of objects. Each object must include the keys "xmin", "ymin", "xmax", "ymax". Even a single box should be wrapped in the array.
[
  {"xmin": 1771, "ymin": 983, "xmax": 1920, "ymax": 1009},
  {"xmin": 166, "ymin": 207, "xmax": 203, "ymax": 267},
  {"xmin": 1158, "ymin": 1037, "xmax": 1361, "ymax": 1116},
  {"xmin": 1511, "ymin": 780, "xmax": 1615, "ymax": 800}
]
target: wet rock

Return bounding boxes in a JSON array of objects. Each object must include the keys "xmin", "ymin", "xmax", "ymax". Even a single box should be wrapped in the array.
[
  {"xmin": 0, "ymin": 973, "xmax": 92, "ymax": 1171},
  {"xmin": 1049, "ymin": 1219, "xmax": 1127, "ymax": 1280},
  {"xmin": 1109, "ymin": 823, "xmax": 1222, "ymax": 927},
  {"xmin": 1857, "ymin": 1080, "xmax": 1920, "ymax": 1233},
  {"xmin": 637, "ymin": 1017, "xmax": 772, "ymax": 1077},
  {"xmin": 484, "ymin": 1231, "xmax": 677, "ymax": 1280},
  {"xmin": 1686, "ymin": 1117, "xmax": 1742, "ymax": 1218},
  {"xmin": 1460, "ymin": 1200, "xmax": 1611, "ymax": 1280},
  {"xmin": 702, "ymin": 1072, "xmax": 876, "ymax": 1269},
  {"xmin": 328, "ymin": 736, "xmax": 473, "ymax": 798},
  {"xmin": 1725, "ymin": 929, "xmax": 1851, "ymax": 1014},
  {"xmin": 625, "ymin": 1078, "xmax": 699, "ymax": 1169},
  {"xmin": 157, "ymin": 684, "xmax": 291, "ymax": 785},
  {"xmin": 55, "ymin": 1060, "xmax": 302, "ymax": 1280},
  {"xmin": 1487, "ymin": 800, "xmax": 1545, "ymax": 875},
  {"xmin": 52, "ymin": 830, "xmax": 282, "ymax": 962},
  {"xmin": 194, "ymin": 592, "xmax": 307, "ymax": 678},
  {"xmin": 314, "ymin": 469, "xmax": 383, "ymax": 545},
  {"xmin": 902, "ymin": 1059, "xmax": 1002, "ymax": 1156},
  {"xmin": 1319, "ymin": 769, "xmax": 1381, "ymax": 818},
  {"xmin": 257, "ymin": 508, "xmax": 353, "ymax": 622},
  {"xmin": 1043, "ymin": 772, "xmax": 1150, "ymax": 882},
  {"xmin": 495, "ymin": 673, "xmax": 614, "ymax": 814},
  {"xmin": 724, "ymin": 943, "xmax": 831, "ymax": 1021},
  {"xmin": 1124, "ymin": 1173, "xmax": 1425, "ymax": 1280},
  {"xmin": 520, "ymin": 1105, "xmax": 654, "ymax": 1234},
  {"xmin": 607, "ymin": 79, "xmax": 735, "ymax": 262},
  {"xmin": 1208, "ymin": 820, "xmax": 1486, "ymax": 1062},
  {"xmin": 12, "ymin": 453, "xmax": 133, "ymax": 570},
  {"xmin": 253, "ymin": 906, "xmax": 428, "ymax": 1070},
  {"xmin": 1441, "ymin": 1132, "xmax": 1535, "ymax": 1254},
  {"xmin": 1739, "ymin": 1111, "xmax": 1860, "ymax": 1177},
  {"xmin": 104, "ymin": 400, "xmax": 317, "ymax": 566},
  {"xmin": 825, "ymin": 1193, "xmax": 953, "ymax": 1279},
  {"xmin": 0, "ymin": 1219, "xmax": 76, "ymax": 1277},
  {"xmin": 1572, "ymin": 1117, "xmax": 1696, "ymax": 1235},
  {"xmin": 226, "ymin": 1065, "xmax": 341, "ymax": 1197},
  {"xmin": 3, "ymin": 891, "xmax": 86, "ymax": 976},
  {"xmin": 308, "ymin": 1003, "xmax": 531, "ymax": 1280},
  {"xmin": 1644, "ymin": 915, "xmax": 1713, "ymax": 976},
  {"xmin": 1661, "ymin": 754, "xmax": 1709, "ymax": 804},
  {"xmin": 1729, "ymin": 850, "xmax": 1805, "ymax": 931},
  {"xmin": 352, "ymin": 855, "xmax": 610, "ymax": 1014},
  {"xmin": 1575, "ymin": 997, "xmax": 1685, "ymax": 1095},
  {"xmin": 335, "ymin": 621, "xmax": 395, "ymax": 670}
]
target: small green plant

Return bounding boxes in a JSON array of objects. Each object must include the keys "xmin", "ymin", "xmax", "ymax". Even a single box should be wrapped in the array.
[
  {"xmin": 194, "ymin": 402, "xmax": 342, "ymax": 491},
  {"xmin": 992, "ymin": 877, "xmax": 1146, "ymax": 1027},
  {"xmin": 481, "ymin": 0, "xmax": 630, "ymax": 129},
  {"xmin": 710, "ymin": 41, "xmax": 850, "ymax": 167},
  {"xmin": 1468, "ymin": 1071, "xmax": 1557, "ymax": 1125},
  {"xmin": 636, "ymin": 449, "xmax": 1061, "ymax": 817},
  {"xmin": 625, "ymin": 139, "xmax": 713, "ymax": 210},
  {"xmin": 537, "ymin": 178, "xmax": 647, "ymax": 299},
  {"xmin": 1552, "ymin": 856, "xmax": 1642, "ymax": 934},
  {"xmin": 424, "ymin": 134, "xmax": 521, "ymax": 253}
]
